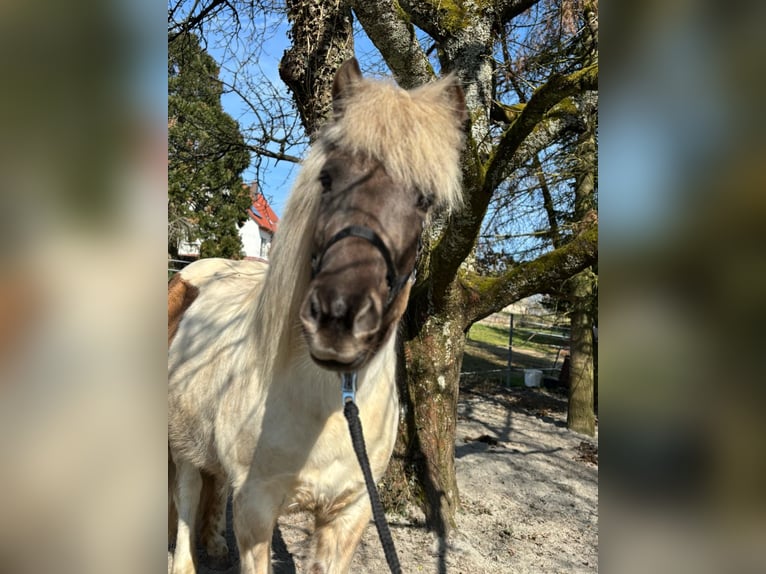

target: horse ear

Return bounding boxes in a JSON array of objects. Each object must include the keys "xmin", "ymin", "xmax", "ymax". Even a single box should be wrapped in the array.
[{"xmin": 332, "ymin": 58, "xmax": 363, "ymax": 112}]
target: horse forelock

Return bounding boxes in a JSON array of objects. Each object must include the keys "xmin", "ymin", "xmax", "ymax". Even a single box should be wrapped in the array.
[{"xmin": 320, "ymin": 75, "xmax": 465, "ymax": 213}]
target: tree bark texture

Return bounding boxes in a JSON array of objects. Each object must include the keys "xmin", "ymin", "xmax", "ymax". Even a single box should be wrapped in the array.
[
  {"xmin": 350, "ymin": 0, "xmax": 434, "ymax": 88},
  {"xmin": 566, "ymin": 104, "xmax": 597, "ymax": 435},
  {"xmin": 567, "ymin": 268, "xmax": 596, "ymax": 436},
  {"xmin": 400, "ymin": 308, "xmax": 467, "ymax": 533},
  {"xmin": 280, "ymin": 0, "xmax": 354, "ymax": 137}
]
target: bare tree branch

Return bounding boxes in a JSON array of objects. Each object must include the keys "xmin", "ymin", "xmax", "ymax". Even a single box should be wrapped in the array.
[
  {"xmin": 351, "ymin": 0, "xmax": 434, "ymax": 88},
  {"xmin": 484, "ymin": 63, "xmax": 598, "ymax": 195},
  {"xmin": 168, "ymin": 0, "xmax": 230, "ymax": 42},
  {"xmin": 244, "ymin": 144, "xmax": 301, "ymax": 163}
]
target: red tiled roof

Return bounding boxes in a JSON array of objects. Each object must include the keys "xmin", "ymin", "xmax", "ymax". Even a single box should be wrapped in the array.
[{"xmin": 244, "ymin": 183, "xmax": 279, "ymax": 233}]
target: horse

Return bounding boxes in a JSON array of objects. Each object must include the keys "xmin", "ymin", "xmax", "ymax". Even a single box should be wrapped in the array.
[{"xmin": 168, "ymin": 58, "xmax": 467, "ymax": 574}]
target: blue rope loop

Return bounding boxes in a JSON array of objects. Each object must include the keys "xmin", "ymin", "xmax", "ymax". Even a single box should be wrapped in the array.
[
  {"xmin": 341, "ymin": 372, "xmax": 357, "ymax": 404},
  {"xmin": 343, "ymin": 394, "xmax": 403, "ymax": 574}
]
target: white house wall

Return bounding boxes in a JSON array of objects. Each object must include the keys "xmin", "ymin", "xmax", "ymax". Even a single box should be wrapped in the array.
[
  {"xmin": 239, "ymin": 218, "xmax": 263, "ymax": 259},
  {"xmin": 258, "ymin": 228, "xmax": 272, "ymax": 258},
  {"xmin": 176, "ymin": 220, "xmax": 273, "ymax": 259}
]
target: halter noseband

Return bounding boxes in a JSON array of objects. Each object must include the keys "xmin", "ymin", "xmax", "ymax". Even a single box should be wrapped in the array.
[{"xmin": 311, "ymin": 225, "xmax": 420, "ymax": 308}]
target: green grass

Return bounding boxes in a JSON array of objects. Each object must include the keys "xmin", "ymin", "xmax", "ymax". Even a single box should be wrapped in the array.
[
  {"xmin": 467, "ymin": 322, "xmax": 565, "ymax": 354},
  {"xmin": 467, "ymin": 322, "xmax": 510, "ymax": 347},
  {"xmin": 462, "ymin": 318, "xmax": 568, "ymax": 383}
]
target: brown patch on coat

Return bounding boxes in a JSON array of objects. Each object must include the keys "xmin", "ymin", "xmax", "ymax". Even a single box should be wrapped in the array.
[
  {"xmin": 168, "ymin": 272, "xmax": 199, "ymax": 347},
  {"xmin": 0, "ymin": 274, "xmax": 42, "ymax": 372}
]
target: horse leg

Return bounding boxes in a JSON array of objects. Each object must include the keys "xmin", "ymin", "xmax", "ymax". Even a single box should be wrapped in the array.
[
  {"xmin": 168, "ymin": 451, "xmax": 178, "ymax": 546},
  {"xmin": 232, "ymin": 481, "xmax": 281, "ymax": 574},
  {"xmin": 171, "ymin": 460, "xmax": 203, "ymax": 574},
  {"xmin": 198, "ymin": 471, "xmax": 230, "ymax": 568},
  {"xmin": 308, "ymin": 495, "xmax": 372, "ymax": 574}
]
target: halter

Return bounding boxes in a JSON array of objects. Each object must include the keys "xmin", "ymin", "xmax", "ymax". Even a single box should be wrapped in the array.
[{"xmin": 310, "ymin": 225, "xmax": 421, "ymax": 309}]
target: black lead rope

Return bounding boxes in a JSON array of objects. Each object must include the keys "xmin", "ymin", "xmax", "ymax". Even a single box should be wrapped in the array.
[{"xmin": 342, "ymin": 373, "xmax": 402, "ymax": 574}]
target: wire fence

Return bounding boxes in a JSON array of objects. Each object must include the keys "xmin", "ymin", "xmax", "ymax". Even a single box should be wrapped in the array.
[
  {"xmin": 168, "ymin": 258, "xmax": 194, "ymax": 276},
  {"xmin": 462, "ymin": 308, "xmax": 571, "ymax": 388}
]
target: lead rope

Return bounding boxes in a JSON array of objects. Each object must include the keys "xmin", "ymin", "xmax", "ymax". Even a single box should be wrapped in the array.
[{"xmin": 341, "ymin": 372, "xmax": 403, "ymax": 574}]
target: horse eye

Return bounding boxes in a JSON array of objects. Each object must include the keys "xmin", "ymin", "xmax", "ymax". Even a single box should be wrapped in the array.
[
  {"xmin": 319, "ymin": 170, "xmax": 332, "ymax": 192},
  {"xmin": 416, "ymin": 192, "xmax": 433, "ymax": 211}
]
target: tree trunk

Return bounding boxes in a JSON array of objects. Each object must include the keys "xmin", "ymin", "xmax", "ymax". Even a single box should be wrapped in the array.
[
  {"xmin": 566, "ymin": 92, "xmax": 596, "ymax": 435},
  {"xmin": 380, "ymin": 279, "xmax": 469, "ymax": 535},
  {"xmin": 400, "ymin": 312, "xmax": 466, "ymax": 533},
  {"xmin": 279, "ymin": 0, "xmax": 354, "ymax": 137},
  {"xmin": 567, "ymin": 268, "xmax": 595, "ymax": 435}
]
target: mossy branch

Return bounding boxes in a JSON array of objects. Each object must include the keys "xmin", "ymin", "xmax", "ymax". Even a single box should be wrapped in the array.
[
  {"xmin": 461, "ymin": 219, "xmax": 598, "ymax": 326},
  {"xmin": 426, "ymin": 73, "xmax": 595, "ymax": 310},
  {"xmin": 398, "ymin": 0, "xmax": 467, "ymax": 40},
  {"xmin": 483, "ymin": 63, "xmax": 598, "ymax": 195}
]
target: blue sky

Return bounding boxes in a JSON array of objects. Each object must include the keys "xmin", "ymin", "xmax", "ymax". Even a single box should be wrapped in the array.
[{"xmin": 205, "ymin": 17, "xmax": 295, "ymax": 216}]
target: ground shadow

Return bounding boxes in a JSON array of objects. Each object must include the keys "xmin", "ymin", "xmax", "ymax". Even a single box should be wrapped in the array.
[{"xmin": 189, "ymin": 496, "xmax": 297, "ymax": 574}]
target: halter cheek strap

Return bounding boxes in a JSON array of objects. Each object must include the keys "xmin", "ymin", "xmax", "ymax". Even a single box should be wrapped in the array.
[{"xmin": 311, "ymin": 225, "xmax": 419, "ymax": 308}]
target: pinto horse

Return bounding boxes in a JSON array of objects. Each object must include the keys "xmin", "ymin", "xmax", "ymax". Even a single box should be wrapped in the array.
[{"xmin": 168, "ymin": 58, "xmax": 466, "ymax": 574}]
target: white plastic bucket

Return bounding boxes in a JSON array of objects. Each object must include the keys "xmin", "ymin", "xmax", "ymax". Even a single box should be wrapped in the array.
[{"xmin": 524, "ymin": 369, "xmax": 543, "ymax": 387}]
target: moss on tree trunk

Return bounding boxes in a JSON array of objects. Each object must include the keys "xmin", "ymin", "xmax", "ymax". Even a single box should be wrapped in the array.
[
  {"xmin": 381, "ymin": 283, "xmax": 468, "ymax": 535},
  {"xmin": 567, "ymin": 268, "xmax": 596, "ymax": 436},
  {"xmin": 403, "ymin": 313, "xmax": 465, "ymax": 532}
]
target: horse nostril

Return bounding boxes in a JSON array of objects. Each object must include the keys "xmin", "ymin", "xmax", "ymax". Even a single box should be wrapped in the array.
[
  {"xmin": 300, "ymin": 290, "xmax": 322, "ymax": 333},
  {"xmin": 302, "ymin": 288, "xmax": 381, "ymax": 340},
  {"xmin": 353, "ymin": 295, "xmax": 381, "ymax": 339},
  {"xmin": 309, "ymin": 291, "xmax": 321, "ymax": 321}
]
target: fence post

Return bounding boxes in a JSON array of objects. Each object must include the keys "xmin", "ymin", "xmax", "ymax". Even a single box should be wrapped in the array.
[{"xmin": 506, "ymin": 313, "xmax": 514, "ymax": 386}]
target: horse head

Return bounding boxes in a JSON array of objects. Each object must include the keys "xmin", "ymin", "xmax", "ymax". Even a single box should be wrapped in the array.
[{"xmin": 299, "ymin": 59, "xmax": 467, "ymax": 371}]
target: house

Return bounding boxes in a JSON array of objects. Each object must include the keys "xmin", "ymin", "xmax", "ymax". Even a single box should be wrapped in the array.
[
  {"xmin": 239, "ymin": 183, "xmax": 279, "ymax": 260},
  {"xmin": 176, "ymin": 183, "xmax": 279, "ymax": 260}
]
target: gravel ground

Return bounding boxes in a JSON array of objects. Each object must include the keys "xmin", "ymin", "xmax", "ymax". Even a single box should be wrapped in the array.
[{"xmin": 171, "ymin": 384, "xmax": 598, "ymax": 573}]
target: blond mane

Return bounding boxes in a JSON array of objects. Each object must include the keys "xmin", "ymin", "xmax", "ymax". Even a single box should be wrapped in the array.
[{"xmin": 253, "ymin": 73, "xmax": 466, "ymax": 378}]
